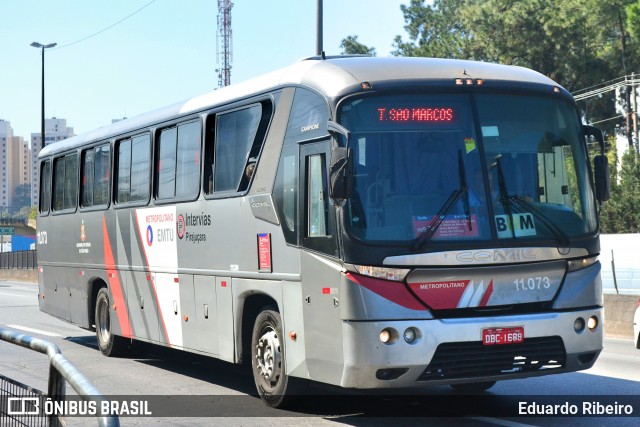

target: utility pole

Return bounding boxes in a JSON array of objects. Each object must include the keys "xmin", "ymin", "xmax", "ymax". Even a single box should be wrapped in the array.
[
  {"xmin": 632, "ymin": 73, "xmax": 638, "ymax": 151},
  {"xmin": 618, "ymin": 12, "xmax": 633, "ymax": 150},
  {"xmin": 316, "ymin": 0, "xmax": 323, "ymax": 56},
  {"xmin": 216, "ymin": 0, "xmax": 233, "ymax": 88}
]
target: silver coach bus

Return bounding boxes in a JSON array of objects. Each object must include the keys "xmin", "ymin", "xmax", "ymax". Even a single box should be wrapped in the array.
[{"xmin": 37, "ymin": 56, "xmax": 610, "ymax": 407}]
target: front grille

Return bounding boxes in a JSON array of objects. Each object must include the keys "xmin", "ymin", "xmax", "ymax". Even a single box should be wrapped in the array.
[{"xmin": 417, "ymin": 336, "xmax": 566, "ymax": 381}]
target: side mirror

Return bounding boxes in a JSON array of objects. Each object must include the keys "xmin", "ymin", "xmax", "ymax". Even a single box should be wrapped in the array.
[
  {"xmin": 594, "ymin": 154, "xmax": 610, "ymax": 203},
  {"xmin": 329, "ymin": 146, "xmax": 352, "ymax": 200},
  {"xmin": 584, "ymin": 125, "xmax": 610, "ymax": 203},
  {"xmin": 583, "ymin": 125, "xmax": 605, "ymax": 154}
]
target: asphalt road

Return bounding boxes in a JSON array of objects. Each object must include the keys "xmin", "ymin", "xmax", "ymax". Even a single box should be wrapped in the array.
[{"xmin": 1, "ymin": 280, "xmax": 639, "ymax": 426}]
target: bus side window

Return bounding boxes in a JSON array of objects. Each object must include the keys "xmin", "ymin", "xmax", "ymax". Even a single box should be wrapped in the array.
[
  {"xmin": 94, "ymin": 145, "xmax": 111, "ymax": 206},
  {"xmin": 156, "ymin": 120, "xmax": 201, "ymax": 201},
  {"xmin": 39, "ymin": 160, "xmax": 51, "ymax": 215},
  {"xmin": 115, "ymin": 134, "xmax": 150, "ymax": 205},
  {"xmin": 52, "ymin": 154, "xmax": 78, "ymax": 213},
  {"xmin": 81, "ymin": 148, "xmax": 95, "ymax": 207},
  {"xmin": 205, "ymin": 103, "xmax": 266, "ymax": 196}
]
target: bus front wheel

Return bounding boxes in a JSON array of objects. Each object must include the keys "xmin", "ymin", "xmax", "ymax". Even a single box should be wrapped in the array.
[
  {"xmin": 251, "ymin": 308, "xmax": 296, "ymax": 408},
  {"xmin": 95, "ymin": 288, "xmax": 126, "ymax": 357}
]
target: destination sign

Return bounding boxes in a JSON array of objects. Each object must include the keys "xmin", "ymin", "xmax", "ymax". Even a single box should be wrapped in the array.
[{"xmin": 377, "ymin": 107, "xmax": 454, "ymax": 123}]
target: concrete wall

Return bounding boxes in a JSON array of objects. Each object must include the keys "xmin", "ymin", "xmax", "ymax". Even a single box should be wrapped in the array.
[
  {"xmin": 0, "ymin": 270, "xmax": 37, "ymax": 283},
  {"xmin": 603, "ymin": 294, "xmax": 638, "ymax": 339}
]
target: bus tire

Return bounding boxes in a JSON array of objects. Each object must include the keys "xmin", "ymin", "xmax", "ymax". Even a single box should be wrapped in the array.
[
  {"xmin": 251, "ymin": 308, "xmax": 296, "ymax": 408},
  {"xmin": 450, "ymin": 381, "xmax": 497, "ymax": 392},
  {"xmin": 95, "ymin": 288, "xmax": 126, "ymax": 357}
]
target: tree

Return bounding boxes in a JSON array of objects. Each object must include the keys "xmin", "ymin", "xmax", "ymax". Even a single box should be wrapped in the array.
[
  {"xmin": 12, "ymin": 184, "xmax": 31, "ymax": 210},
  {"xmin": 393, "ymin": 0, "xmax": 471, "ymax": 58},
  {"xmin": 340, "ymin": 35, "xmax": 376, "ymax": 56},
  {"xmin": 600, "ymin": 149, "xmax": 640, "ymax": 233},
  {"xmin": 392, "ymin": 0, "xmax": 639, "ymax": 133}
]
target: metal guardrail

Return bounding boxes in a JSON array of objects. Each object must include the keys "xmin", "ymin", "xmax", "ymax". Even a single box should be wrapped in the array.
[
  {"xmin": 1, "ymin": 373, "xmax": 45, "ymax": 426},
  {"xmin": 0, "ymin": 327, "xmax": 119, "ymax": 427},
  {"xmin": 0, "ymin": 250, "xmax": 37, "ymax": 270}
]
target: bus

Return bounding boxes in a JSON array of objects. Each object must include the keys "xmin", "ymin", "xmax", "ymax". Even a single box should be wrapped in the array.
[{"xmin": 37, "ymin": 56, "xmax": 610, "ymax": 407}]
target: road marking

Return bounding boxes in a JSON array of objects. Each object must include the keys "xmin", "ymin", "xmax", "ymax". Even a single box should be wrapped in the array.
[
  {"xmin": 0, "ymin": 292, "xmax": 35, "ymax": 298},
  {"xmin": 5, "ymin": 324, "xmax": 62, "ymax": 337},
  {"xmin": 466, "ymin": 417, "xmax": 538, "ymax": 427}
]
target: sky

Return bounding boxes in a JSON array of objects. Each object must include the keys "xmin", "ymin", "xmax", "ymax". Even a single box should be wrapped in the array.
[{"xmin": 0, "ymin": 0, "xmax": 409, "ymax": 141}]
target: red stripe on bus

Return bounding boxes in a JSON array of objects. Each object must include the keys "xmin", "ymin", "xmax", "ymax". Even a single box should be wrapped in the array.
[
  {"xmin": 102, "ymin": 216, "xmax": 132, "ymax": 338},
  {"xmin": 479, "ymin": 280, "xmax": 494, "ymax": 307},
  {"xmin": 133, "ymin": 209, "xmax": 171, "ymax": 346},
  {"xmin": 346, "ymin": 272, "xmax": 426, "ymax": 311}
]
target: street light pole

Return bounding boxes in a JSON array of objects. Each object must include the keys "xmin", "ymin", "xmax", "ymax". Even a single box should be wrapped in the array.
[
  {"xmin": 316, "ymin": 0, "xmax": 323, "ymax": 56},
  {"xmin": 30, "ymin": 42, "xmax": 56, "ymax": 148}
]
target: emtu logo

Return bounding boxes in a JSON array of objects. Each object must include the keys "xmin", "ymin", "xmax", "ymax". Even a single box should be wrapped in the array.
[
  {"xmin": 146, "ymin": 225, "xmax": 153, "ymax": 246},
  {"xmin": 176, "ymin": 214, "xmax": 185, "ymax": 239}
]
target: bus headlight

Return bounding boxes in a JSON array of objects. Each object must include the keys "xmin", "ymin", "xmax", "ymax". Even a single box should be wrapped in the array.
[
  {"xmin": 567, "ymin": 256, "xmax": 598, "ymax": 272},
  {"xmin": 353, "ymin": 265, "xmax": 410, "ymax": 282},
  {"xmin": 403, "ymin": 327, "xmax": 417, "ymax": 344}
]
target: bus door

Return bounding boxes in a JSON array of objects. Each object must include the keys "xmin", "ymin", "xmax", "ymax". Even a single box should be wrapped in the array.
[{"xmin": 298, "ymin": 140, "xmax": 344, "ymax": 384}]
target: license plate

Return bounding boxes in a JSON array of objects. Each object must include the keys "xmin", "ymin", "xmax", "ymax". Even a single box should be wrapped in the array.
[{"xmin": 482, "ymin": 326, "xmax": 524, "ymax": 346}]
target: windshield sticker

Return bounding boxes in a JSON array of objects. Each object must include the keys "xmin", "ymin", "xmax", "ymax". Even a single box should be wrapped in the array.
[
  {"xmin": 413, "ymin": 215, "xmax": 479, "ymax": 239},
  {"xmin": 464, "ymin": 137, "xmax": 476, "ymax": 153},
  {"xmin": 495, "ymin": 213, "xmax": 536, "ymax": 238}
]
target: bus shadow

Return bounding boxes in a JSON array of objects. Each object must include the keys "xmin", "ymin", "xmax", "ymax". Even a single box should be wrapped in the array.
[{"xmin": 61, "ymin": 335, "xmax": 640, "ymax": 424}]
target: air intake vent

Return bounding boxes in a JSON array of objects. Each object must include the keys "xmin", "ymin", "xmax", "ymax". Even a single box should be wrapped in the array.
[{"xmin": 417, "ymin": 336, "xmax": 566, "ymax": 381}]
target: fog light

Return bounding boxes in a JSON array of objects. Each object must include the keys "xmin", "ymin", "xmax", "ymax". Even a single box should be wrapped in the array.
[
  {"xmin": 380, "ymin": 329, "xmax": 391, "ymax": 343},
  {"xmin": 587, "ymin": 316, "xmax": 598, "ymax": 331},
  {"xmin": 403, "ymin": 327, "xmax": 417, "ymax": 343},
  {"xmin": 574, "ymin": 317, "xmax": 585, "ymax": 333}
]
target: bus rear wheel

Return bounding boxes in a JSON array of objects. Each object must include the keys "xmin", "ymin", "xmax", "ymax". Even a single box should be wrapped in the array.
[
  {"xmin": 450, "ymin": 381, "xmax": 497, "ymax": 392},
  {"xmin": 251, "ymin": 308, "xmax": 296, "ymax": 408},
  {"xmin": 95, "ymin": 288, "xmax": 126, "ymax": 357}
]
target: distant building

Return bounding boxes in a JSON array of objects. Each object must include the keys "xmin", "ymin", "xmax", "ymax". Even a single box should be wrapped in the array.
[
  {"xmin": 30, "ymin": 117, "xmax": 75, "ymax": 207},
  {"xmin": 0, "ymin": 119, "xmax": 13, "ymax": 208},
  {"xmin": 9, "ymin": 135, "xmax": 30, "ymax": 206}
]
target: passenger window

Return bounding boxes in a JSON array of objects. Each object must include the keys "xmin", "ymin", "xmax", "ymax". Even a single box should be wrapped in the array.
[
  {"xmin": 116, "ymin": 134, "xmax": 150, "ymax": 204},
  {"xmin": 116, "ymin": 139, "xmax": 131, "ymax": 203},
  {"xmin": 131, "ymin": 135, "xmax": 150, "ymax": 201},
  {"xmin": 94, "ymin": 145, "xmax": 111, "ymax": 206},
  {"xmin": 39, "ymin": 160, "xmax": 51, "ymax": 214},
  {"xmin": 156, "ymin": 121, "xmax": 201, "ymax": 200},
  {"xmin": 176, "ymin": 121, "xmax": 201, "ymax": 198},
  {"xmin": 52, "ymin": 154, "xmax": 78, "ymax": 212},
  {"xmin": 81, "ymin": 143, "xmax": 110, "ymax": 208},
  {"xmin": 204, "ymin": 102, "xmax": 272, "ymax": 196},
  {"xmin": 214, "ymin": 105, "xmax": 262, "ymax": 193},
  {"xmin": 82, "ymin": 149, "xmax": 95, "ymax": 207}
]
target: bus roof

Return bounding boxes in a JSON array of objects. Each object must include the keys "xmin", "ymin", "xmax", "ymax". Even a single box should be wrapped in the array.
[{"xmin": 39, "ymin": 56, "xmax": 559, "ymax": 158}]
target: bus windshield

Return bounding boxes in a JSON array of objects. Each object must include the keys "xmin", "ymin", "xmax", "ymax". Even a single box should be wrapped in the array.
[{"xmin": 338, "ymin": 93, "xmax": 597, "ymax": 245}]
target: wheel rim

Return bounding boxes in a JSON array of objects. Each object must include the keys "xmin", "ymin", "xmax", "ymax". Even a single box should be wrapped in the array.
[
  {"xmin": 97, "ymin": 297, "xmax": 110, "ymax": 344},
  {"xmin": 255, "ymin": 327, "xmax": 282, "ymax": 385}
]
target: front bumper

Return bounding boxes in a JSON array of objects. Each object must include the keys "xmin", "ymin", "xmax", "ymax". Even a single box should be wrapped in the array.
[{"xmin": 339, "ymin": 307, "xmax": 603, "ymax": 388}]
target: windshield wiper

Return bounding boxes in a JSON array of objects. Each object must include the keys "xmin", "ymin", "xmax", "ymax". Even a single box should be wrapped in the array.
[
  {"xmin": 506, "ymin": 195, "xmax": 571, "ymax": 247},
  {"xmin": 412, "ymin": 150, "xmax": 469, "ymax": 251},
  {"xmin": 493, "ymin": 155, "xmax": 570, "ymax": 247}
]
